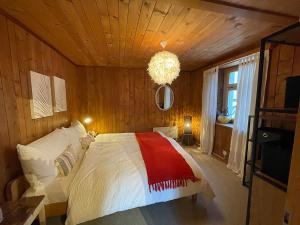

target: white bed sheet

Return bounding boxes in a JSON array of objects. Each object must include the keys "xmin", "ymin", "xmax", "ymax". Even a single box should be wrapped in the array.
[{"xmin": 66, "ymin": 133, "xmax": 215, "ymax": 225}]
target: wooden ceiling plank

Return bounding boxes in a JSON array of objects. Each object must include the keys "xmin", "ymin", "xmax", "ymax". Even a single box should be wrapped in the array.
[
  {"xmin": 79, "ymin": 0, "xmax": 110, "ymax": 65},
  {"xmin": 140, "ymin": 5, "xmax": 190, "ymax": 61},
  {"xmin": 130, "ymin": 0, "xmax": 156, "ymax": 62},
  {"xmin": 71, "ymin": 0, "xmax": 108, "ymax": 65},
  {"xmin": 175, "ymin": 13, "xmax": 222, "ymax": 56},
  {"xmin": 27, "ymin": 0, "xmax": 91, "ymax": 64},
  {"xmin": 174, "ymin": 12, "xmax": 229, "ymax": 55},
  {"xmin": 158, "ymin": 0, "xmax": 298, "ymax": 25},
  {"xmin": 119, "ymin": 0, "xmax": 129, "ymax": 66},
  {"xmin": 95, "ymin": 0, "xmax": 109, "ymax": 16},
  {"xmin": 185, "ymin": 20, "xmax": 271, "ymax": 69},
  {"xmin": 0, "ymin": 0, "xmax": 295, "ymax": 70},
  {"xmin": 139, "ymin": 1, "xmax": 171, "ymax": 63},
  {"xmin": 0, "ymin": 0, "xmax": 85, "ymax": 64},
  {"xmin": 96, "ymin": 0, "xmax": 114, "ymax": 64},
  {"xmin": 123, "ymin": 0, "xmax": 143, "ymax": 66},
  {"xmin": 107, "ymin": 0, "xmax": 120, "ymax": 65},
  {"xmin": 42, "ymin": 0, "xmax": 96, "ymax": 65},
  {"xmin": 141, "ymin": 4, "xmax": 185, "ymax": 60},
  {"xmin": 211, "ymin": 0, "xmax": 300, "ymax": 18},
  {"xmin": 169, "ymin": 9, "xmax": 209, "ymax": 51},
  {"xmin": 158, "ymin": 4, "xmax": 184, "ymax": 36},
  {"xmin": 146, "ymin": 1, "xmax": 171, "ymax": 31},
  {"xmin": 44, "ymin": 0, "xmax": 101, "ymax": 65}
]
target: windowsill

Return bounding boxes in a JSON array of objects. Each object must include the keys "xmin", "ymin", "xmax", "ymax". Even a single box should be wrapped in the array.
[{"xmin": 216, "ymin": 122, "xmax": 234, "ymax": 128}]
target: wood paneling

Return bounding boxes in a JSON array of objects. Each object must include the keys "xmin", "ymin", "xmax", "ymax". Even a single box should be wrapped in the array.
[
  {"xmin": 0, "ymin": 13, "xmax": 80, "ymax": 203},
  {"xmin": 250, "ymin": 176, "xmax": 286, "ymax": 225},
  {"xmin": 285, "ymin": 104, "xmax": 300, "ymax": 225},
  {"xmin": 0, "ymin": 0, "xmax": 295, "ymax": 70},
  {"xmin": 212, "ymin": 123, "xmax": 232, "ymax": 162},
  {"xmin": 264, "ymin": 44, "xmax": 299, "ymax": 130},
  {"xmin": 165, "ymin": 0, "xmax": 296, "ymax": 24},
  {"xmin": 190, "ymin": 68, "xmax": 204, "ymax": 143},
  {"xmin": 222, "ymin": 0, "xmax": 300, "ymax": 17},
  {"xmin": 250, "ymin": 44, "xmax": 300, "ymax": 225},
  {"xmin": 78, "ymin": 66, "xmax": 196, "ymax": 137}
]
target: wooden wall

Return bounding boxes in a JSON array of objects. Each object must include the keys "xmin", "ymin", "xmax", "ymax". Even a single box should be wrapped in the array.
[
  {"xmin": 250, "ymin": 44, "xmax": 300, "ymax": 225},
  {"xmin": 250, "ymin": 176, "xmax": 286, "ymax": 225},
  {"xmin": 190, "ymin": 69, "xmax": 203, "ymax": 143},
  {"xmin": 0, "ymin": 14, "xmax": 80, "ymax": 203},
  {"xmin": 285, "ymin": 103, "xmax": 300, "ymax": 225},
  {"xmin": 78, "ymin": 66, "xmax": 202, "ymax": 139},
  {"xmin": 264, "ymin": 44, "xmax": 300, "ymax": 129}
]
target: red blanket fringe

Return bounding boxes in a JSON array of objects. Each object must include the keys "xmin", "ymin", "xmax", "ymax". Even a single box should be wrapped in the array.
[{"xmin": 135, "ymin": 132, "xmax": 200, "ymax": 192}]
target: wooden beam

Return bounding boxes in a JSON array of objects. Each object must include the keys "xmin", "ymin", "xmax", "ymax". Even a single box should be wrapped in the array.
[{"xmin": 160, "ymin": 0, "xmax": 298, "ymax": 25}]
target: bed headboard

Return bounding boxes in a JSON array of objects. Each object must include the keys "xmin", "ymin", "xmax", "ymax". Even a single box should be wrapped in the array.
[
  {"xmin": 6, "ymin": 175, "xmax": 29, "ymax": 201},
  {"xmin": 153, "ymin": 126, "xmax": 178, "ymax": 139}
]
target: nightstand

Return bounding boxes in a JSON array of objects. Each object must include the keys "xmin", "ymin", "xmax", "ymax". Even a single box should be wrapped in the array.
[
  {"xmin": 182, "ymin": 133, "xmax": 194, "ymax": 146},
  {"xmin": 1, "ymin": 196, "xmax": 46, "ymax": 225}
]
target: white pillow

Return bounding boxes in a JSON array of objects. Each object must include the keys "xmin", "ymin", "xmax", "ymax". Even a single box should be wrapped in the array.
[
  {"xmin": 63, "ymin": 120, "xmax": 87, "ymax": 154},
  {"xmin": 28, "ymin": 129, "xmax": 69, "ymax": 159},
  {"xmin": 17, "ymin": 128, "xmax": 70, "ymax": 189},
  {"xmin": 71, "ymin": 120, "xmax": 87, "ymax": 135},
  {"xmin": 17, "ymin": 145, "xmax": 57, "ymax": 189}
]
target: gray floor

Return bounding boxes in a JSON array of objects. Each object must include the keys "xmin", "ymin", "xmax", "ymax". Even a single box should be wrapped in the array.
[{"xmin": 47, "ymin": 147, "xmax": 248, "ymax": 225}]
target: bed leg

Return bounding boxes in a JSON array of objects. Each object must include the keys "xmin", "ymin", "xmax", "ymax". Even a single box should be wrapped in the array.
[
  {"xmin": 39, "ymin": 205, "xmax": 46, "ymax": 225},
  {"xmin": 192, "ymin": 194, "xmax": 197, "ymax": 202}
]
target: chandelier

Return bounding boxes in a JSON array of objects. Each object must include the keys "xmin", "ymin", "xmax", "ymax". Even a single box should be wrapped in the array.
[{"xmin": 147, "ymin": 41, "xmax": 180, "ymax": 85}]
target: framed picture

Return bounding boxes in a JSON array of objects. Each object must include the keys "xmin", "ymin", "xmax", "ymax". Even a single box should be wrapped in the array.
[
  {"xmin": 53, "ymin": 76, "xmax": 67, "ymax": 112},
  {"xmin": 30, "ymin": 71, "xmax": 53, "ymax": 119}
]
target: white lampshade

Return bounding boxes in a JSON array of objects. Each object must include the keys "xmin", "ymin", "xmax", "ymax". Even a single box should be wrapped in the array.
[{"xmin": 147, "ymin": 51, "xmax": 180, "ymax": 85}]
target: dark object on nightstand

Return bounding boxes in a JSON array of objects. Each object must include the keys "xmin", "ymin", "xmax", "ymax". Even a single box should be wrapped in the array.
[
  {"xmin": 182, "ymin": 134, "xmax": 194, "ymax": 146},
  {"xmin": 1, "ymin": 196, "xmax": 46, "ymax": 225}
]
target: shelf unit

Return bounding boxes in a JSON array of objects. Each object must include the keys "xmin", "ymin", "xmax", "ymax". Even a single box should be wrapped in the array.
[
  {"xmin": 245, "ymin": 22, "xmax": 300, "ymax": 225},
  {"xmin": 242, "ymin": 115, "xmax": 254, "ymax": 188}
]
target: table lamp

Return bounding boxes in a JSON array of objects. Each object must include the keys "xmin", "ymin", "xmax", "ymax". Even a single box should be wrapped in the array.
[{"xmin": 184, "ymin": 116, "xmax": 192, "ymax": 134}]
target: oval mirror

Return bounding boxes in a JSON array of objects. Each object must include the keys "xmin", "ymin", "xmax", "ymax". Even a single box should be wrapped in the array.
[{"xmin": 155, "ymin": 85, "xmax": 174, "ymax": 111}]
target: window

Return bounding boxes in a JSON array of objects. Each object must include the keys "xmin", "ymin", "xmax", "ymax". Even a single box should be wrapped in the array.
[{"xmin": 223, "ymin": 66, "xmax": 239, "ymax": 119}]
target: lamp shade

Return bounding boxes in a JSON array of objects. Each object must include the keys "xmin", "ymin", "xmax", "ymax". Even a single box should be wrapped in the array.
[
  {"xmin": 147, "ymin": 51, "xmax": 180, "ymax": 85},
  {"xmin": 83, "ymin": 117, "xmax": 92, "ymax": 124},
  {"xmin": 184, "ymin": 116, "xmax": 192, "ymax": 134}
]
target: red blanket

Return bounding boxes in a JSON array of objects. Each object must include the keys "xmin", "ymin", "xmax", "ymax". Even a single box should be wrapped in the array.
[{"xmin": 135, "ymin": 132, "xmax": 199, "ymax": 192}]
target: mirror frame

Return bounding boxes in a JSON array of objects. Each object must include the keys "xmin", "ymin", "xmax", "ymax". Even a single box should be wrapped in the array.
[{"xmin": 155, "ymin": 85, "xmax": 174, "ymax": 111}]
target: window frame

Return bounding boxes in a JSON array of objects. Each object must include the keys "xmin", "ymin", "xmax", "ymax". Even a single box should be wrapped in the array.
[{"xmin": 222, "ymin": 66, "xmax": 239, "ymax": 117}]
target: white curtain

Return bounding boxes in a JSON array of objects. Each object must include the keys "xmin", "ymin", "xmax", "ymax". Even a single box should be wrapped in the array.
[
  {"xmin": 200, "ymin": 67, "xmax": 218, "ymax": 155},
  {"xmin": 227, "ymin": 53, "xmax": 260, "ymax": 176}
]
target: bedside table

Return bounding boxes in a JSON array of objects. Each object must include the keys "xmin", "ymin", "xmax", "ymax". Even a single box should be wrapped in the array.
[
  {"xmin": 182, "ymin": 133, "xmax": 194, "ymax": 146},
  {"xmin": 1, "ymin": 196, "xmax": 46, "ymax": 225}
]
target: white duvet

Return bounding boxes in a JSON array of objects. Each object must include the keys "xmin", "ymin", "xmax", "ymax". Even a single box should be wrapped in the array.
[{"xmin": 66, "ymin": 133, "xmax": 214, "ymax": 225}]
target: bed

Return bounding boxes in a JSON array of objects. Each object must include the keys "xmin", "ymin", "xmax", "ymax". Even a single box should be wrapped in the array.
[{"xmin": 13, "ymin": 122, "xmax": 214, "ymax": 225}]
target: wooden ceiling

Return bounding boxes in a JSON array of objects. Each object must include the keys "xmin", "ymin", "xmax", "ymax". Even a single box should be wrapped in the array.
[
  {"xmin": 0, "ymin": 0, "xmax": 298, "ymax": 70},
  {"xmin": 222, "ymin": 0, "xmax": 300, "ymax": 17}
]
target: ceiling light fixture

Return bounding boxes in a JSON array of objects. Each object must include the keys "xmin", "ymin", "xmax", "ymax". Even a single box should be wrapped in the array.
[{"xmin": 147, "ymin": 40, "xmax": 180, "ymax": 85}]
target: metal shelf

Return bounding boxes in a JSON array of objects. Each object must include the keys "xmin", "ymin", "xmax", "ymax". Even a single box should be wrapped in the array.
[
  {"xmin": 246, "ymin": 22, "xmax": 300, "ymax": 225},
  {"xmin": 242, "ymin": 115, "xmax": 254, "ymax": 188},
  {"xmin": 253, "ymin": 171, "xmax": 288, "ymax": 192},
  {"xmin": 259, "ymin": 107, "xmax": 298, "ymax": 114},
  {"xmin": 260, "ymin": 114, "xmax": 297, "ymax": 122},
  {"xmin": 245, "ymin": 160, "xmax": 261, "ymax": 170}
]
